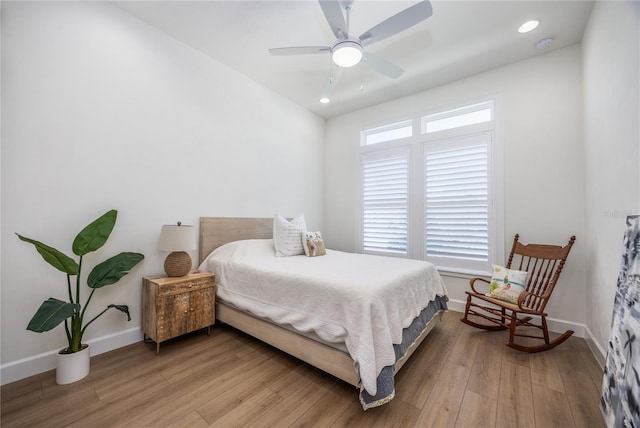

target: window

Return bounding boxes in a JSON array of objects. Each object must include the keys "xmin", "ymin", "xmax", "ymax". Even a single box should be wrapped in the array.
[
  {"xmin": 424, "ymin": 134, "xmax": 492, "ymax": 272},
  {"xmin": 421, "ymin": 101, "xmax": 493, "ymax": 134},
  {"xmin": 358, "ymin": 100, "xmax": 499, "ymax": 275},
  {"xmin": 361, "ymin": 148, "xmax": 409, "ymax": 254},
  {"xmin": 361, "ymin": 120, "xmax": 412, "ymax": 146}
]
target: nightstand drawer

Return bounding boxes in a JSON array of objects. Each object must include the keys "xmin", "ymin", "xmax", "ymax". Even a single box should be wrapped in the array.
[{"xmin": 157, "ymin": 277, "xmax": 213, "ymax": 296}]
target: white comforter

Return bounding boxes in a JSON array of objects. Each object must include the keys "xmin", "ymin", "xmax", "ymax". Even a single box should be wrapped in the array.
[{"xmin": 199, "ymin": 239, "xmax": 447, "ymax": 396}]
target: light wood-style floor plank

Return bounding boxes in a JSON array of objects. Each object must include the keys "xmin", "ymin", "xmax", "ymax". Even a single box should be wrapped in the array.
[
  {"xmin": 255, "ymin": 373, "xmax": 331, "ymax": 427},
  {"xmin": 393, "ymin": 327, "xmax": 457, "ymax": 408},
  {"xmin": 289, "ymin": 383, "xmax": 356, "ymax": 428},
  {"xmin": 529, "ymin": 349, "xmax": 566, "ymax": 393},
  {"xmin": 162, "ymin": 410, "xmax": 209, "ymax": 428},
  {"xmin": 455, "ymin": 390, "xmax": 498, "ymax": 428},
  {"xmin": 1, "ymin": 311, "xmax": 605, "ymax": 427},
  {"xmin": 532, "ymin": 383, "xmax": 576, "ymax": 428},
  {"xmin": 496, "ymin": 361, "xmax": 536, "ymax": 428},
  {"xmin": 553, "ymin": 343, "xmax": 607, "ymax": 428},
  {"xmin": 414, "ymin": 361, "xmax": 472, "ymax": 427},
  {"xmin": 466, "ymin": 330, "xmax": 504, "ymax": 400}
]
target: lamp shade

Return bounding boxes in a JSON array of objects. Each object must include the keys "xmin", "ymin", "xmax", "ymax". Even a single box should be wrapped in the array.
[{"xmin": 158, "ymin": 223, "xmax": 196, "ymax": 252}]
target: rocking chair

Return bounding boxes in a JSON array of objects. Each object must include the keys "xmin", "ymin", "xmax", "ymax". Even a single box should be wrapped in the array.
[{"xmin": 460, "ymin": 234, "xmax": 576, "ymax": 353}]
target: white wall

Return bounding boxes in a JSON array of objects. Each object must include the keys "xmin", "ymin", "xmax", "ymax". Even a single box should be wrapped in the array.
[
  {"xmin": 324, "ymin": 45, "xmax": 586, "ymax": 330},
  {"xmin": 1, "ymin": 1, "xmax": 325, "ymax": 383},
  {"xmin": 582, "ymin": 0, "xmax": 640, "ymax": 364}
]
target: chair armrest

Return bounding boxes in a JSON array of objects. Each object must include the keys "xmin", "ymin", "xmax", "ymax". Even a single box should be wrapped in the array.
[
  {"xmin": 469, "ymin": 277, "xmax": 490, "ymax": 294},
  {"xmin": 516, "ymin": 290, "xmax": 530, "ymax": 309},
  {"xmin": 517, "ymin": 290, "xmax": 548, "ymax": 314}
]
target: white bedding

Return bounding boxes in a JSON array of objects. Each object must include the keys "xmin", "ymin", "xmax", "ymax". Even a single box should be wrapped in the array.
[{"xmin": 198, "ymin": 238, "xmax": 448, "ymax": 396}]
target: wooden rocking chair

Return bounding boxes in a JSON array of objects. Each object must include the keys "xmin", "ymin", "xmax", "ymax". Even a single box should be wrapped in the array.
[{"xmin": 460, "ymin": 234, "xmax": 576, "ymax": 353}]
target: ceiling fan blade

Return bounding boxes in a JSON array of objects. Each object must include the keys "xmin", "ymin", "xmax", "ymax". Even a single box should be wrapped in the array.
[
  {"xmin": 269, "ymin": 46, "xmax": 331, "ymax": 56},
  {"xmin": 359, "ymin": 0, "xmax": 433, "ymax": 47},
  {"xmin": 323, "ymin": 65, "xmax": 344, "ymax": 93},
  {"xmin": 318, "ymin": 0, "xmax": 348, "ymax": 39},
  {"xmin": 363, "ymin": 52, "xmax": 404, "ymax": 79}
]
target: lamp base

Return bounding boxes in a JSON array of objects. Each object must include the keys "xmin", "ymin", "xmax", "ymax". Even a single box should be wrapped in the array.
[{"xmin": 164, "ymin": 251, "xmax": 192, "ymax": 277}]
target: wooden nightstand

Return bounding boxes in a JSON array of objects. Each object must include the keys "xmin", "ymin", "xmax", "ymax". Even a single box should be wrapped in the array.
[{"xmin": 142, "ymin": 271, "xmax": 216, "ymax": 354}]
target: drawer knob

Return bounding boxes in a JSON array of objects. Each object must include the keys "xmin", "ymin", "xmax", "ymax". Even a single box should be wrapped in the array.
[{"xmin": 188, "ymin": 284, "xmax": 193, "ymax": 288}]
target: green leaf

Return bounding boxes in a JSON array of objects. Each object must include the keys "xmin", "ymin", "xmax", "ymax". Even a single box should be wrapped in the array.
[
  {"xmin": 87, "ymin": 252, "xmax": 144, "ymax": 289},
  {"xmin": 27, "ymin": 298, "xmax": 79, "ymax": 332},
  {"xmin": 108, "ymin": 304, "xmax": 131, "ymax": 321},
  {"xmin": 72, "ymin": 210, "xmax": 117, "ymax": 256},
  {"xmin": 16, "ymin": 234, "xmax": 79, "ymax": 275}
]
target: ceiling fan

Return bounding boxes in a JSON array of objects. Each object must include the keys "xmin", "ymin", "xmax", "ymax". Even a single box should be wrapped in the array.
[{"xmin": 268, "ymin": 0, "xmax": 433, "ymax": 94}]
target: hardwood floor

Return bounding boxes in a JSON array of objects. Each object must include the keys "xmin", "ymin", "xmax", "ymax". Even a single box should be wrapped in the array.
[{"xmin": 1, "ymin": 311, "xmax": 605, "ymax": 427}]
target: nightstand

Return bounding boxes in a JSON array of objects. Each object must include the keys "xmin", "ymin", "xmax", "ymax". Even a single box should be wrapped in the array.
[{"xmin": 142, "ymin": 271, "xmax": 215, "ymax": 354}]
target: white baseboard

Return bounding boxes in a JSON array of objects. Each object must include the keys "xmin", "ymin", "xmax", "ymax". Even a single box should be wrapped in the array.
[
  {"xmin": 0, "ymin": 327, "xmax": 143, "ymax": 386},
  {"xmin": 445, "ymin": 298, "xmax": 468, "ymax": 313},
  {"xmin": 583, "ymin": 326, "xmax": 607, "ymax": 369}
]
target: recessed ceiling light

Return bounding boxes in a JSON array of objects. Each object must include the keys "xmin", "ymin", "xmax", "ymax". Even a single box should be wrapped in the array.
[
  {"xmin": 319, "ymin": 97, "xmax": 330, "ymax": 104},
  {"xmin": 518, "ymin": 20, "xmax": 540, "ymax": 33}
]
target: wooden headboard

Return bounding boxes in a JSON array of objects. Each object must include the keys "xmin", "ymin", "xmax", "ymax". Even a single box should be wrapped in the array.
[{"xmin": 199, "ymin": 217, "xmax": 274, "ymax": 263}]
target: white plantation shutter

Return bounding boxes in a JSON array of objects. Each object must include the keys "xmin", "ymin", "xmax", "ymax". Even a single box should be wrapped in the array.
[
  {"xmin": 361, "ymin": 148, "xmax": 409, "ymax": 255},
  {"xmin": 424, "ymin": 132, "xmax": 492, "ymax": 272}
]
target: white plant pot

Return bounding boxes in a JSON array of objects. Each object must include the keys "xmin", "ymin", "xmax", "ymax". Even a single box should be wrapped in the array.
[{"xmin": 56, "ymin": 344, "xmax": 90, "ymax": 385}]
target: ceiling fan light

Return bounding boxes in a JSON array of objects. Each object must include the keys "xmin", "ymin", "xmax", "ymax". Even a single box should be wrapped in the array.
[{"xmin": 332, "ymin": 41, "xmax": 363, "ymax": 68}]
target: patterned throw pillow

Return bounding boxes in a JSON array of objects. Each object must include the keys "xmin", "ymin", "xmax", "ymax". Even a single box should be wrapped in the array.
[
  {"xmin": 273, "ymin": 214, "xmax": 306, "ymax": 257},
  {"xmin": 486, "ymin": 264, "xmax": 528, "ymax": 304},
  {"xmin": 302, "ymin": 231, "xmax": 326, "ymax": 257}
]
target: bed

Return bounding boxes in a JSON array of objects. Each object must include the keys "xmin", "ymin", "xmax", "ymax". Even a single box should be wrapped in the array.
[{"xmin": 198, "ymin": 217, "xmax": 448, "ymax": 409}]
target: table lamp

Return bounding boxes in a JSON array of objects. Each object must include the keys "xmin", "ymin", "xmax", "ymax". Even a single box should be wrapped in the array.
[{"xmin": 158, "ymin": 222, "xmax": 196, "ymax": 277}]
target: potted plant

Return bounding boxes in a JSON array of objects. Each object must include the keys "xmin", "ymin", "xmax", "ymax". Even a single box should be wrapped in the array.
[{"xmin": 16, "ymin": 209, "xmax": 144, "ymax": 384}]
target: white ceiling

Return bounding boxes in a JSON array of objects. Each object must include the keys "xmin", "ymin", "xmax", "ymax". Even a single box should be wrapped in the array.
[{"xmin": 113, "ymin": 0, "xmax": 594, "ymax": 119}]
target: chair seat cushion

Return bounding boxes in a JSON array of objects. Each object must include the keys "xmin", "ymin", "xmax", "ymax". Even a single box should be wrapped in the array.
[{"xmin": 486, "ymin": 264, "xmax": 528, "ymax": 304}]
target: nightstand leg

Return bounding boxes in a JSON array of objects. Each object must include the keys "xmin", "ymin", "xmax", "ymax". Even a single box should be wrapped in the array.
[
  {"xmin": 207, "ymin": 326, "xmax": 211, "ymax": 336},
  {"xmin": 156, "ymin": 342, "xmax": 160, "ymax": 355}
]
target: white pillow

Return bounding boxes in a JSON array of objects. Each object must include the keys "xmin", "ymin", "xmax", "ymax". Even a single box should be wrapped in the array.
[{"xmin": 273, "ymin": 214, "xmax": 306, "ymax": 257}]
